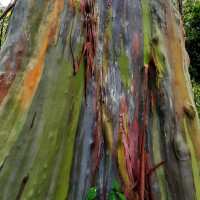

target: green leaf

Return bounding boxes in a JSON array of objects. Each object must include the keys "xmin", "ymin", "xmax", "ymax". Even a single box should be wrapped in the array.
[
  {"xmin": 86, "ymin": 187, "xmax": 97, "ymax": 200},
  {"xmin": 116, "ymin": 192, "xmax": 127, "ymax": 200},
  {"xmin": 109, "ymin": 191, "xmax": 117, "ymax": 200},
  {"xmin": 112, "ymin": 179, "xmax": 121, "ymax": 192}
]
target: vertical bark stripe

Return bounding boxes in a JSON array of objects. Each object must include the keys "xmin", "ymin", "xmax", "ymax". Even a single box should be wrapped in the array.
[{"xmin": 21, "ymin": 0, "xmax": 64, "ymax": 107}]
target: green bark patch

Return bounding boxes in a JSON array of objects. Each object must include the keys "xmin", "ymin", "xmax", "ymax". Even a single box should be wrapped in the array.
[
  {"xmin": 117, "ymin": 40, "xmax": 131, "ymax": 90},
  {"xmin": 105, "ymin": 9, "xmax": 113, "ymax": 39},
  {"xmin": 104, "ymin": 8, "xmax": 114, "ymax": 62},
  {"xmin": 141, "ymin": 0, "xmax": 151, "ymax": 64},
  {"xmin": 21, "ymin": 56, "xmax": 84, "ymax": 199},
  {"xmin": 151, "ymin": 23, "xmax": 166, "ymax": 87},
  {"xmin": 152, "ymin": 114, "xmax": 167, "ymax": 200},
  {"xmin": 184, "ymin": 119, "xmax": 200, "ymax": 199}
]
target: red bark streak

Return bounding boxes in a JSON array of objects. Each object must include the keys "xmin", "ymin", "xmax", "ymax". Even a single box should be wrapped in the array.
[
  {"xmin": 0, "ymin": 61, "xmax": 11, "ymax": 103},
  {"xmin": 121, "ymin": 93, "xmax": 127, "ymax": 113},
  {"xmin": 132, "ymin": 33, "xmax": 139, "ymax": 63},
  {"xmin": 132, "ymin": 82, "xmax": 139, "ymax": 134},
  {"xmin": 145, "ymin": 160, "xmax": 165, "ymax": 175},
  {"xmin": 150, "ymin": 92, "xmax": 155, "ymax": 114},
  {"xmin": 128, "ymin": 132, "xmax": 139, "ymax": 177},
  {"xmin": 79, "ymin": 1, "xmax": 85, "ymax": 13},
  {"xmin": 0, "ymin": 34, "xmax": 25, "ymax": 104},
  {"xmin": 124, "ymin": 160, "xmax": 165, "ymax": 198},
  {"xmin": 129, "ymin": 82, "xmax": 140, "ymax": 177},
  {"xmin": 69, "ymin": 0, "xmax": 73, "ymax": 7},
  {"xmin": 122, "ymin": 133, "xmax": 135, "ymax": 184},
  {"xmin": 119, "ymin": 94, "xmax": 136, "ymax": 188},
  {"xmin": 132, "ymin": 121, "xmax": 139, "ymax": 134},
  {"xmin": 124, "ymin": 181, "xmax": 138, "ymax": 197},
  {"xmin": 93, "ymin": 121, "xmax": 102, "ymax": 177}
]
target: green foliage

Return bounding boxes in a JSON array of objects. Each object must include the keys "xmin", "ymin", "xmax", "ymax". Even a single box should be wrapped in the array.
[
  {"xmin": 191, "ymin": 80, "xmax": 200, "ymax": 118},
  {"xmin": 116, "ymin": 192, "xmax": 126, "ymax": 200},
  {"xmin": 109, "ymin": 191, "xmax": 117, "ymax": 200},
  {"xmin": 183, "ymin": 0, "xmax": 200, "ymax": 118},
  {"xmin": 0, "ymin": 9, "xmax": 12, "ymax": 48},
  {"xmin": 109, "ymin": 179, "xmax": 126, "ymax": 200},
  {"xmin": 183, "ymin": 0, "xmax": 200, "ymax": 81},
  {"xmin": 112, "ymin": 179, "xmax": 121, "ymax": 193},
  {"xmin": 85, "ymin": 187, "xmax": 97, "ymax": 200},
  {"xmin": 85, "ymin": 180, "xmax": 127, "ymax": 200}
]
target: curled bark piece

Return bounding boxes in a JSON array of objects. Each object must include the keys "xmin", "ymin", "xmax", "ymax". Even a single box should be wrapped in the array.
[
  {"xmin": 183, "ymin": 102, "xmax": 196, "ymax": 119},
  {"xmin": 174, "ymin": 134, "xmax": 190, "ymax": 162}
]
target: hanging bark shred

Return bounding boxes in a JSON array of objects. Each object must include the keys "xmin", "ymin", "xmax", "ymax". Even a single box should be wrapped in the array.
[
  {"xmin": 119, "ymin": 65, "xmax": 165, "ymax": 199},
  {"xmin": 120, "ymin": 117, "xmax": 135, "ymax": 183},
  {"xmin": 69, "ymin": 0, "xmax": 97, "ymax": 97}
]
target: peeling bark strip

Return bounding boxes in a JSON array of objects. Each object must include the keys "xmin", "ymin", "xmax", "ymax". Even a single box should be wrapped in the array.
[{"xmin": 0, "ymin": 0, "xmax": 200, "ymax": 200}]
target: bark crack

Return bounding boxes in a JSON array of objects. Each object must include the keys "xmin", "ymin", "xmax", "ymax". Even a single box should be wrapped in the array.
[
  {"xmin": 30, "ymin": 111, "xmax": 37, "ymax": 130},
  {"xmin": 15, "ymin": 174, "xmax": 29, "ymax": 200},
  {"xmin": 0, "ymin": 156, "xmax": 8, "ymax": 172}
]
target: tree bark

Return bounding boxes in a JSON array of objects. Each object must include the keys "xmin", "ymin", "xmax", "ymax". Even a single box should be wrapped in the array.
[{"xmin": 0, "ymin": 0, "xmax": 199, "ymax": 199}]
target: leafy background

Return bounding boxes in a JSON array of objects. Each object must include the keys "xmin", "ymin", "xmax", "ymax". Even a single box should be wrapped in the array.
[
  {"xmin": 0, "ymin": 7, "xmax": 11, "ymax": 47},
  {"xmin": 183, "ymin": 0, "xmax": 200, "ymax": 117}
]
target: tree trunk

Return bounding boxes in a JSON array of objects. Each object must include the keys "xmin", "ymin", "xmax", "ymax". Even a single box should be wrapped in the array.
[{"xmin": 0, "ymin": 0, "xmax": 200, "ymax": 199}]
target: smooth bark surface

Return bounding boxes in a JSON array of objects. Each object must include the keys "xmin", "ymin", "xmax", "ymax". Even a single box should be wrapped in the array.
[{"xmin": 0, "ymin": 0, "xmax": 200, "ymax": 199}]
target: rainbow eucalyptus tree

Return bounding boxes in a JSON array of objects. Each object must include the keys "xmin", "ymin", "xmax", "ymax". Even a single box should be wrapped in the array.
[{"xmin": 0, "ymin": 0, "xmax": 200, "ymax": 199}]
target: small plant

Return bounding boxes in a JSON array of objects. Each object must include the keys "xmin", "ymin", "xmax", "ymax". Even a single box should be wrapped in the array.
[
  {"xmin": 191, "ymin": 80, "xmax": 200, "ymax": 118},
  {"xmin": 85, "ymin": 187, "xmax": 98, "ymax": 200},
  {"xmin": 109, "ymin": 179, "xmax": 126, "ymax": 200},
  {"xmin": 85, "ymin": 179, "xmax": 126, "ymax": 200}
]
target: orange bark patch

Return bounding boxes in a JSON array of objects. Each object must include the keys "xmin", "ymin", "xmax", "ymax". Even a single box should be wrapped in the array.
[{"xmin": 21, "ymin": 0, "xmax": 64, "ymax": 107}]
